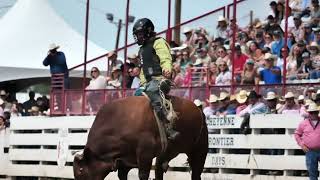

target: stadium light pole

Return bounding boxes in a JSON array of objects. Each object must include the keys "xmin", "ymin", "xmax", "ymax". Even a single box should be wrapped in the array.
[{"xmin": 106, "ymin": 13, "xmax": 135, "ymax": 52}]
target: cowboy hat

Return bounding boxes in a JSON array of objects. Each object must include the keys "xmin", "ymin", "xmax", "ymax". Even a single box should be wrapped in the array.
[
  {"xmin": 305, "ymin": 99, "xmax": 314, "ymax": 107},
  {"xmin": 264, "ymin": 53, "xmax": 276, "ymax": 60},
  {"xmin": 298, "ymin": 95, "xmax": 305, "ymax": 101},
  {"xmin": 236, "ymin": 90, "xmax": 248, "ymax": 104},
  {"xmin": 307, "ymin": 103, "xmax": 320, "ymax": 112},
  {"xmin": 207, "ymin": 94, "xmax": 218, "ymax": 103},
  {"xmin": 193, "ymin": 99, "xmax": 202, "ymax": 107},
  {"xmin": 248, "ymin": 90, "xmax": 261, "ymax": 99},
  {"xmin": 264, "ymin": 91, "xmax": 277, "ymax": 100},
  {"xmin": 309, "ymin": 42, "xmax": 320, "ymax": 50},
  {"xmin": 127, "ymin": 54, "xmax": 138, "ymax": 59},
  {"xmin": 49, "ymin": 43, "xmax": 60, "ymax": 51},
  {"xmin": 111, "ymin": 65, "xmax": 122, "ymax": 72},
  {"xmin": 28, "ymin": 106, "xmax": 39, "ymax": 113},
  {"xmin": 217, "ymin": 15, "xmax": 227, "ymax": 22},
  {"xmin": 284, "ymin": 92, "xmax": 295, "ymax": 99},
  {"xmin": 218, "ymin": 92, "xmax": 230, "ymax": 101}
]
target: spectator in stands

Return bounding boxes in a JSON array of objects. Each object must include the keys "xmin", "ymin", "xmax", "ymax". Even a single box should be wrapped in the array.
[
  {"xmin": 43, "ymin": 43, "xmax": 69, "ymax": 88},
  {"xmin": 264, "ymin": 15, "xmax": 283, "ymax": 36},
  {"xmin": 269, "ymin": 1, "xmax": 278, "ymax": 17},
  {"xmin": 215, "ymin": 61, "xmax": 232, "ymax": 85},
  {"xmin": 215, "ymin": 16, "xmax": 229, "ymax": 40},
  {"xmin": 248, "ymin": 41, "xmax": 264, "ymax": 64},
  {"xmin": 180, "ymin": 50, "xmax": 192, "ymax": 75},
  {"xmin": 195, "ymin": 47, "xmax": 211, "ymax": 66},
  {"xmin": 309, "ymin": 41, "xmax": 320, "ymax": 73},
  {"xmin": 292, "ymin": 13, "xmax": 304, "ymax": 40},
  {"xmin": 106, "ymin": 65, "xmax": 123, "ymax": 89},
  {"xmin": 233, "ymin": 44, "xmax": 249, "ymax": 83},
  {"xmin": 235, "ymin": 90, "xmax": 248, "ymax": 114},
  {"xmin": 275, "ymin": 2, "xmax": 285, "ymax": 24},
  {"xmin": 255, "ymin": 31, "xmax": 265, "ymax": 49},
  {"xmin": 241, "ymin": 59, "xmax": 258, "ymax": 85},
  {"xmin": 130, "ymin": 67, "xmax": 141, "ymax": 89},
  {"xmin": 297, "ymin": 51, "xmax": 315, "ymax": 79},
  {"xmin": 301, "ymin": 23, "xmax": 315, "ymax": 44},
  {"xmin": 277, "ymin": 47, "xmax": 289, "ymax": 71},
  {"xmin": 203, "ymin": 94, "xmax": 219, "ymax": 117},
  {"xmin": 10, "ymin": 102, "xmax": 22, "ymax": 117},
  {"xmin": 278, "ymin": 92, "xmax": 301, "ymax": 114},
  {"xmin": 183, "ymin": 64, "xmax": 193, "ymax": 86},
  {"xmin": 194, "ymin": 31, "xmax": 209, "ymax": 50},
  {"xmin": 182, "ymin": 27, "xmax": 196, "ymax": 47},
  {"xmin": 280, "ymin": 7, "xmax": 295, "ymax": 31},
  {"xmin": 287, "ymin": 32, "xmax": 297, "ymax": 49},
  {"xmin": 86, "ymin": 67, "xmax": 106, "ymax": 90},
  {"xmin": 264, "ymin": 91, "xmax": 278, "ymax": 113},
  {"xmin": 310, "ymin": 0, "xmax": 320, "ymax": 22},
  {"xmin": 206, "ymin": 63, "xmax": 218, "ymax": 85},
  {"xmin": 28, "ymin": 106, "xmax": 40, "ymax": 116},
  {"xmin": 216, "ymin": 46, "xmax": 230, "ymax": 66},
  {"xmin": 312, "ymin": 27, "xmax": 320, "ymax": 45},
  {"xmin": 173, "ymin": 63, "xmax": 184, "ymax": 87},
  {"xmin": 294, "ymin": 103, "xmax": 320, "ymax": 180},
  {"xmin": 0, "ymin": 90, "xmax": 10, "ymax": 110},
  {"xmin": 287, "ymin": 44, "xmax": 299, "ymax": 80},
  {"xmin": 127, "ymin": 54, "xmax": 140, "ymax": 67},
  {"xmin": 22, "ymin": 91, "xmax": 37, "ymax": 116},
  {"xmin": 298, "ymin": 95, "xmax": 306, "ymax": 105},
  {"xmin": 271, "ymin": 30, "xmax": 285, "ymax": 57},
  {"xmin": 107, "ymin": 51, "xmax": 123, "ymax": 76},
  {"xmin": 239, "ymin": 90, "xmax": 268, "ymax": 117},
  {"xmin": 264, "ymin": 32, "xmax": 275, "ymax": 49},
  {"xmin": 216, "ymin": 92, "xmax": 235, "ymax": 115},
  {"xmin": 259, "ymin": 53, "xmax": 282, "ymax": 84}
]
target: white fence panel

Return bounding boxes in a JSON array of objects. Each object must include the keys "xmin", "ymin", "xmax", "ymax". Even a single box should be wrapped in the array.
[{"xmin": 0, "ymin": 114, "xmax": 316, "ymax": 179}]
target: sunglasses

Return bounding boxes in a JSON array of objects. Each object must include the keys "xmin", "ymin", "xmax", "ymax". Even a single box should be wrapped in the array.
[
  {"xmin": 218, "ymin": 51, "xmax": 225, "ymax": 53},
  {"xmin": 91, "ymin": 70, "xmax": 98, "ymax": 73},
  {"xmin": 265, "ymin": 36, "xmax": 271, "ymax": 39},
  {"xmin": 219, "ymin": 64, "xmax": 227, "ymax": 67},
  {"xmin": 128, "ymin": 70, "xmax": 133, "ymax": 73}
]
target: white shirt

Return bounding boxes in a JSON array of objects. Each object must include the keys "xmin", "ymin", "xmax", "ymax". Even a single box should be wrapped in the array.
[
  {"xmin": 239, "ymin": 102, "xmax": 267, "ymax": 117},
  {"xmin": 215, "ymin": 71, "xmax": 231, "ymax": 85},
  {"xmin": 131, "ymin": 77, "xmax": 140, "ymax": 89},
  {"xmin": 203, "ymin": 106, "xmax": 216, "ymax": 117},
  {"xmin": 86, "ymin": 75, "xmax": 106, "ymax": 90},
  {"xmin": 280, "ymin": 16, "xmax": 294, "ymax": 31}
]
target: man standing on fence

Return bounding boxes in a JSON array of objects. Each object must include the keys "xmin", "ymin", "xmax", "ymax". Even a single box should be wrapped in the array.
[
  {"xmin": 43, "ymin": 43, "xmax": 70, "ymax": 88},
  {"xmin": 295, "ymin": 103, "xmax": 320, "ymax": 180}
]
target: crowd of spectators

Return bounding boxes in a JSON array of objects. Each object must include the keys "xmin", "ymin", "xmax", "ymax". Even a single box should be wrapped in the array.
[
  {"xmin": 89, "ymin": 0, "xmax": 320, "ymax": 89},
  {"xmin": 0, "ymin": 90, "xmax": 50, "ymax": 129}
]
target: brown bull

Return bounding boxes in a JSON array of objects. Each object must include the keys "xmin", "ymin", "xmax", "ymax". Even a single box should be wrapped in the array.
[{"xmin": 73, "ymin": 96, "xmax": 208, "ymax": 180}]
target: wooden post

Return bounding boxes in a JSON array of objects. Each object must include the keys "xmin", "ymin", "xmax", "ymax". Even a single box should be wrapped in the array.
[{"xmin": 174, "ymin": 0, "xmax": 181, "ymax": 44}]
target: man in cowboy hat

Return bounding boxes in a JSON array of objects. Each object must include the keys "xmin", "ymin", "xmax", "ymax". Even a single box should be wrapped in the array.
[
  {"xmin": 239, "ymin": 90, "xmax": 268, "ymax": 117},
  {"xmin": 203, "ymin": 94, "xmax": 219, "ymax": 117},
  {"xmin": 43, "ymin": 43, "xmax": 69, "ymax": 88},
  {"xmin": 278, "ymin": 92, "xmax": 300, "ymax": 114},
  {"xmin": 295, "ymin": 103, "xmax": 320, "ymax": 180},
  {"xmin": 264, "ymin": 91, "xmax": 278, "ymax": 114},
  {"xmin": 259, "ymin": 53, "xmax": 282, "ymax": 84},
  {"xmin": 235, "ymin": 90, "xmax": 248, "ymax": 115}
]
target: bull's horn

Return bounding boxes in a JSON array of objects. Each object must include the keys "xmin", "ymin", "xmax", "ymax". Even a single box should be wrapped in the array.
[{"xmin": 72, "ymin": 150, "xmax": 84, "ymax": 156}]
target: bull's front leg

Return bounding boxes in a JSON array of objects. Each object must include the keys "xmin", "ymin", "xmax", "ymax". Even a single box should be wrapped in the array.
[{"xmin": 137, "ymin": 140, "xmax": 155, "ymax": 180}]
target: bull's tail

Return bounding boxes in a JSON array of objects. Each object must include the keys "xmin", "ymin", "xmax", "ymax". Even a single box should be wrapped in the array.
[{"xmin": 193, "ymin": 109, "xmax": 208, "ymax": 147}]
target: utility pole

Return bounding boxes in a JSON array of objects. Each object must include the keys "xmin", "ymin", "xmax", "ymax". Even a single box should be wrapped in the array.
[{"xmin": 174, "ymin": 0, "xmax": 181, "ymax": 44}]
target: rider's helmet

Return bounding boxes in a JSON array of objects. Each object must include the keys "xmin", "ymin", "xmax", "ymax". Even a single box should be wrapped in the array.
[{"xmin": 133, "ymin": 18, "xmax": 155, "ymax": 45}]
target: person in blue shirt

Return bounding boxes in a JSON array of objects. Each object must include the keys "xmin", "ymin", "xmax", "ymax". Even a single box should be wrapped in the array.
[
  {"xmin": 259, "ymin": 53, "xmax": 282, "ymax": 84},
  {"xmin": 271, "ymin": 30, "xmax": 285, "ymax": 57},
  {"xmin": 43, "ymin": 43, "xmax": 69, "ymax": 88}
]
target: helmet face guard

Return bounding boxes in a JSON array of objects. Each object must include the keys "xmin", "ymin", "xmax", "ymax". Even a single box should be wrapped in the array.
[{"xmin": 132, "ymin": 18, "xmax": 155, "ymax": 45}]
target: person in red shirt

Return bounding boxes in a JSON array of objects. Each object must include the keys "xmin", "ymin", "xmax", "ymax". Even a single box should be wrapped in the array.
[{"xmin": 233, "ymin": 44, "xmax": 248, "ymax": 83}]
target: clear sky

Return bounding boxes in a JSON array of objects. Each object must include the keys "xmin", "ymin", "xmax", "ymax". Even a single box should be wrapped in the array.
[{"xmin": 1, "ymin": 0, "xmax": 273, "ymax": 53}]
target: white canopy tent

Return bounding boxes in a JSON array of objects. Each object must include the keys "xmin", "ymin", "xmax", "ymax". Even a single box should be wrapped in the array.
[{"xmin": 0, "ymin": 0, "xmax": 107, "ymax": 82}]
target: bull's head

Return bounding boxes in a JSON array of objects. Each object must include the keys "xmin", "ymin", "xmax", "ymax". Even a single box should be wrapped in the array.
[{"xmin": 73, "ymin": 148, "xmax": 113, "ymax": 180}]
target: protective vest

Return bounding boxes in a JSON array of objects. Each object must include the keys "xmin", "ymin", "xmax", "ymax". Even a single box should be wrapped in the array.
[{"xmin": 139, "ymin": 37, "xmax": 162, "ymax": 82}]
